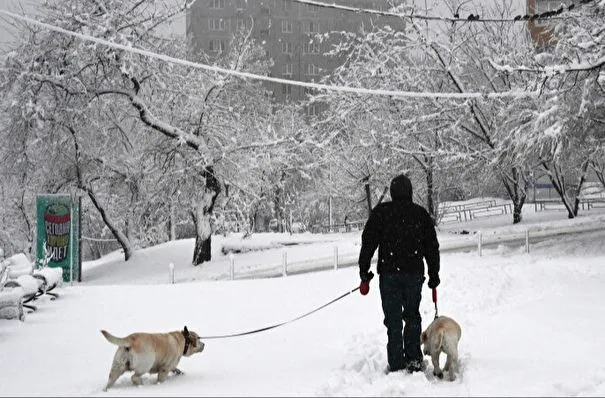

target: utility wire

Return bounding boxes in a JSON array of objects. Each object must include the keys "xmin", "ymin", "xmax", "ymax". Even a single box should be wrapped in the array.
[
  {"xmin": 0, "ymin": 9, "xmax": 539, "ymax": 100},
  {"xmin": 292, "ymin": 0, "xmax": 592, "ymax": 23}
]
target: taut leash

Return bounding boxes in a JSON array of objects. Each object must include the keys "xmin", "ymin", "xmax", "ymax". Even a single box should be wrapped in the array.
[
  {"xmin": 432, "ymin": 288, "xmax": 439, "ymax": 320},
  {"xmin": 199, "ymin": 286, "xmax": 360, "ymax": 340}
]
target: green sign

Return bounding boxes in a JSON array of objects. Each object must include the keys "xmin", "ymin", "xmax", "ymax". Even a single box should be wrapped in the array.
[{"xmin": 36, "ymin": 195, "xmax": 81, "ymax": 283}]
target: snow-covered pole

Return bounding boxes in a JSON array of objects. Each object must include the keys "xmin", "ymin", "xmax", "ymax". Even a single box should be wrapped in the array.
[
  {"xmin": 229, "ymin": 253, "xmax": 235, "ymax": 280},
  {"xmin": 525, "ymin": 229, "xmax": 530, "ymax": 254},
  {"xmin": 169, "ymin": 263, "xmax": 175, "ymax": 284},
  {"xmin": 333, "ymin": 246, "xmax": 338, "ymax": 270},
  {"xmin": 478, "ymin": 231, "xmax": 483, "ymax": 257},
  {"xmin": 282, "ymin": 251, "xmax": 288, "ymax": 277}
]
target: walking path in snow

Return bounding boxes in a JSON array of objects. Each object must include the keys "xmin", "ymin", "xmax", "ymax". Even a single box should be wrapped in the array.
[{"xmin": 1, "ymin": 228, "xmax": 605, "ymax": 397}]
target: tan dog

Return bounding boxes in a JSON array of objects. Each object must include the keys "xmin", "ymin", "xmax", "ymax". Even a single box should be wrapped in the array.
[
  {"xmin": 101, "ymin": 326, "xmax": 205, "ymax": 391},
  {"xmin": 421, "ymin": 316, "xmax": 461, "ymax": 381}
]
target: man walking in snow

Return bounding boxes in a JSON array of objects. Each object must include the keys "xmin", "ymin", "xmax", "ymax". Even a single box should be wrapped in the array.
[{"xmin": 358, "ymin": 174, "xmax": 440, "ymax": 374}]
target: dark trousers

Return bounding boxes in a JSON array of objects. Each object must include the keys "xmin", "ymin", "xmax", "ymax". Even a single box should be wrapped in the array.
[{"xmin": 379, "ymin": 272, "xmax": 425, "ymax": 371}]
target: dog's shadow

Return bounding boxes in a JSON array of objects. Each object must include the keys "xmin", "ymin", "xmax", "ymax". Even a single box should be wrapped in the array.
[{"xmin": 99, "ymin": 371, "xmax": 189, "ymax": 391}]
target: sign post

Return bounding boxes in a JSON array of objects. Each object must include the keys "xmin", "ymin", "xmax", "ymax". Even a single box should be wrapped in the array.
[{"xmin": 36, "ymin": 194, "xmax": 81, "ymax": 283}]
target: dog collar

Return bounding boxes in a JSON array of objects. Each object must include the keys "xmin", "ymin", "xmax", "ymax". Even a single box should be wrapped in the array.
[{"xmin": 182, "ymin": 330, "xmax": 191, "ymax": 355}]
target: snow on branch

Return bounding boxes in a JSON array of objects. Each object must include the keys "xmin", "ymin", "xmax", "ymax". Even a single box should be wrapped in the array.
[
  {"xmin": 95, "ymin": 89, "xmax": 206, "ymax": 152},
  {"xmin": 489, "ymin": 56, "xmax": 605, "ymax": 76}
]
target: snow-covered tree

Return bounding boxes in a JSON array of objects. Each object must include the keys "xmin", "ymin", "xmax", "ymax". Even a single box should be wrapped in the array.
[
  {"xmin": 494, "ymin": 0, "xmax": 605, "ymax": 217},
  {"xmin": 315, "ymin": 1, "xmax": 540, "ymax": 224},
  {"xmin": 0, "ymin": 0, "xmax": 295, "ymax": 265}
]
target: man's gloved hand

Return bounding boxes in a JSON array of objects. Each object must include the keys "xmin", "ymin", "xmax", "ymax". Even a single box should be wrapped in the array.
[
  {"xmin": 428, "ymin": 274, "xmax": 440, "ymax": 289},
  {"xmin": 359, "ymin": 271, "xmax": 374, "ymax": 295}
]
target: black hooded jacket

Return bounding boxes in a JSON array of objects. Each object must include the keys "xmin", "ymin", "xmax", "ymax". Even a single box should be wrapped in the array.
[{"xmin": 358, "ymin": 175, "xmax": 440, "ymax": 279}]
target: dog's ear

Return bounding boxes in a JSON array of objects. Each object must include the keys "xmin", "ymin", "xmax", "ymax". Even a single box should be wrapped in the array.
[{"xmin": 183, "ymin": 326, "xmax": 189, "ymax": 334}]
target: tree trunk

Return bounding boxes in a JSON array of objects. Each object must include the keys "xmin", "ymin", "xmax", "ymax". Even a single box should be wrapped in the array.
[
  {"xmin": 363, "ymin": 176, "xmax": 372, "ymax": 217},
  {"xmin": 168, "ymin": 199, "xmax": 176, "ymax": 241},
  {"xmin": 500, "ymin": 166, "xmax": 527, "ymax": 224},
  {"xmin": 591, "ymin": 160, "xmax": 605, "ymax": 190},
  {"xmin": 16, "ymin": 190, "xmax": 34, "ymax": 256},
  {"xmin": 426, "ymin": 156, "xmax": 436, "ymax": 225},
  {"xmin": 192, "ymin": 207, "xmax": 212, "ymax": 264},
  {"xmin": 85, "ymin": 188, "xmax": 134, "ymax": 261},
  {"xmin": 512, "ymin": 201, "xmax": 524, "ymax": 224},
  {"xmin": 192, "ymin": 166, "xmax": 221, "ymax": 266},
  {"xmin": 410, "ymin": 151, "xmax": 438, "ymax": 225},
  {"xmin": 541, "ymin": 161, "xmax": 576, "ymax": 219},
  {"xmin": 68, "ymin": 124, "xmax": 133, "ymax": 261},
  {"xmin": 572, "ymin": 159, "xmax": 591, "ymax": 216}
]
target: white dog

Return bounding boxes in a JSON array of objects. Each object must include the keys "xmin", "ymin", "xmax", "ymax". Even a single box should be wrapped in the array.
[
  {"xmin": 101, "ymin": 326, "xmax": 205, "ymax": 391},
  {"xmin": 421, "ymin": 316, "xmax": 462, "ymax": 381}
]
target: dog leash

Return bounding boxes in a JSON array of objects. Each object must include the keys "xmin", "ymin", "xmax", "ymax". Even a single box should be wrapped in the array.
[
  {"xmin": 432, "ymin": 288, "xmax": 439, "ymax": 320},
  {"xmin": 198, "ymin": 286, "xmax": 360, "ymax": 339}
]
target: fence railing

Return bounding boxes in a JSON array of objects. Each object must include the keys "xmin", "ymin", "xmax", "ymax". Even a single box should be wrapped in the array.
[
  {"xmin": 534, "ymin": 197, "xmax": 605, "ymax": 212},
  {"xmin": 439, "ymin": 201, "xmax": 513, "ymax": 223},
  {"xmin": 310, "ymin": 220, "xmax": 366, "ymax": 234}
]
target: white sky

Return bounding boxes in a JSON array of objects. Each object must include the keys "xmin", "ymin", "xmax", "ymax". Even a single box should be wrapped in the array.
[
  {"xmin": 0, "ymin": 0, "xmax": 40, "ymax": 58},
  {"xmin": 0, "ymin": 0, "xmax": 185, "ymax": 60}
]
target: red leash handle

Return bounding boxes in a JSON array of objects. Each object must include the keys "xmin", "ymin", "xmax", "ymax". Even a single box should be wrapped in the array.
[{"xmin": 432, "ymin": 288, "xmax": 439, "ymax": 319}]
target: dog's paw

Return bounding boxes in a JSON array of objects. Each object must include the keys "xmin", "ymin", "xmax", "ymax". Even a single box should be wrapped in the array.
[
  {"xmin": 433, "ymin": 370, "xmax": 444, "ymax": 379},
  {"xmin": 172, "ymin": 368, "xmax": 184, "ymax": 376}
]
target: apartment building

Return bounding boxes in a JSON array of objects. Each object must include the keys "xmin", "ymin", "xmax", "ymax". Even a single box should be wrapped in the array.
[
  {"xmin": 527, "ymin": 0, "xmax": 573, "ymax": 46},
  {"xmin": 186, "ymin": 0, "xmax": 401, "ymax": 112}
]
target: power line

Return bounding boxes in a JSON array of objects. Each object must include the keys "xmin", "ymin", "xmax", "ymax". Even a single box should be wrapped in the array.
[
  {"xmin": 0, "ymin": 9, "xmax": 539, "ymax": 100},
  {"xmin": 292, "ymin": 0, "xmax": 590, "ymax": 23}
]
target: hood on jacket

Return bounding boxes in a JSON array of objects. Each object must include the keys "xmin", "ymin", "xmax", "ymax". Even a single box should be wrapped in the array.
[{"xmin": 390, "ymin": 174, "xmax": 413, "ymax": 202}]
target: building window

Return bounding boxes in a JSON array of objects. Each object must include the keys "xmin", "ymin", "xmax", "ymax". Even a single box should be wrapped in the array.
[
  {"xmin": 236, "ymin": 18, "xmax": 246, "ymax": 31},
  {"xmin": 306, "ymin": 63, "xmax": 320, "ymax": 76},
  {"xmin": 533, "ymin": 0, "xmax": 568, "ymax": 14},
  {"xmin": 306, "ymin": 3, "xmax": 317, "ymax": 13},
  {"xmin": 281, "ymin": 20, "xmax": 292, "ymax": 33},
  {"xmin": 303, "ymin": 41, "xmax": 320, "ymax": 54},
  {"xmin": 304, "ymin": 21, "xmax": 320, "ymax": 34},
  {"xmin": 209, "ymin": 0, "xmax": 224, "ymax": 9},
  {"xmin": 284, "ymin": 0, "xmax": 292, "ymax": 10},
  {"xmin": 282, "ymin": 63, "xmax": 293, "ymax": 77},
  {"xmin": 209, "ymin": 39, "xmax": 226, "ymax": 52},
  {"xmin": 282, "ymin": 84, "xmax": 292, "ymax": 96},
  {"xmin": 306, "ymin": 104, "xmax": 319, "ymax": 116},
  {"xmin": 281, "ymin": 41, "xmax": 292, "ymax": 54},
  {"xmin": 235, "ymin": 0, "xmax": 245, "ymax": 10},
  {"xmin": 208, "ymin": 18, "xmax": 225, "ymax": 31}
]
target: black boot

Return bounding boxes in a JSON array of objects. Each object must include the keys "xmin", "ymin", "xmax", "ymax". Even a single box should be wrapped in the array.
[{"xmin": 405, "ymin": 359, "xmax": 427, "ymax": 374}]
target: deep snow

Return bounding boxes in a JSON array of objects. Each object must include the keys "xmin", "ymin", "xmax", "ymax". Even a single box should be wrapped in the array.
[{"xmin": 1, "ymin": 205, "xmax": 605, "ymax": 397}]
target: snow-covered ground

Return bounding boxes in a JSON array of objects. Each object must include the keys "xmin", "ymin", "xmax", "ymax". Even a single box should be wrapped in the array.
[
  {"xmin": 1, "ymin": 204, "xmax": 605, "ymax": 396},
  {"xmin": 83, "ymin": 204, "xmax": 605, "ymax": 285}
]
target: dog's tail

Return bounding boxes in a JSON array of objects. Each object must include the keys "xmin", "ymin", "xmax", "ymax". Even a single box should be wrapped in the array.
[
  {"xmin": 101, "ymin": 330, "xmax": 130, "ymax": 347},
  {"xmin": 436, "ymin": 329, "xmax": 445, "ymax": 352}
]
